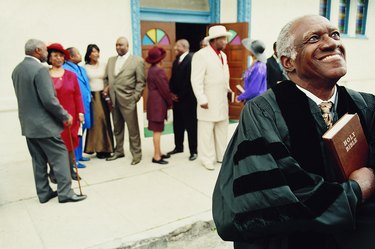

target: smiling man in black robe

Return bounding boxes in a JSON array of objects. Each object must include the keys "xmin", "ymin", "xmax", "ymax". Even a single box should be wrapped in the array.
[{"xmin": 213, "ymin": 15, "xmax": 375, "ymax": 249}]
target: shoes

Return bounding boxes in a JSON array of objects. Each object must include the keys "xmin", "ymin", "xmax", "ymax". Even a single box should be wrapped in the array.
[
  {"xmin": 152, "ymin": 158, "xmax": 168, "ymax": 164},
  {"xmin": 167, "ymin": 149, "xmax": 183, "ymax": 155},
  {"xmin": 106, "ymin": 153, "xmax": 125, "ymax": 161},
  {"xmin": 75, "ymin": 162, "xmax": 86, "ymax": 168},
  {"xmin": 71, "ymin": 170, "xmax": 81, "ymax": 181},
  {"xmin": 79, "ymin": 157, "xmax": 90, "ymax": 162},
  {"xmin": 203, "ymin": 163, "xmax": 215, "ymax": 171},
  {"xmin": 58, "ymin": 194, "xmax": 87, "ymax": 203},
  {"xmin": 161, "ymin": 154, "xmax": 170, "ymax": 159},
  {"xmin": 189, "ymin": 153, "xmax": 198, "ymax": 161},
  {"xmin": 131, "ymin": 158, "xmax": 141, "ymax": 165},
  {"xmin": 96, "ymin": 152, "xmax": 111, "ymax": 159},
  {"xmin": 40, "ymin": 191, "xmax": 58, "ymax": 204}
]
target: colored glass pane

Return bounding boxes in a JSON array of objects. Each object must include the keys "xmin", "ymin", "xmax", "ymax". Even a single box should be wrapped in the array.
[{"xmin": 142, "ymin": 28, "xmax": 170, "ymax": 45}]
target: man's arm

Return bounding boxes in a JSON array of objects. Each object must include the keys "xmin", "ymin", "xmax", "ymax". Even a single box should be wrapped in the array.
[
  {"xmin": 191, "ymin": 52, "xmax": 208, "ymax": 108},
  {"xmin": 133, "ymin": 58, "xmax": 146, "ymax": 102}
]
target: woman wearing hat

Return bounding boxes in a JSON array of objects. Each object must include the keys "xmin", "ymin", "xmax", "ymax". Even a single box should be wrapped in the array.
[
  {"xmin": 237, "ymin": 38, "xmax": 267, "ymax": 102},
  {"xmin": 47, "ymin": 43, "xmax": 84, "ymax": 179},
  {"xmin": 145, "ymin": 46, "xmax": 173, "ymax": 164}
]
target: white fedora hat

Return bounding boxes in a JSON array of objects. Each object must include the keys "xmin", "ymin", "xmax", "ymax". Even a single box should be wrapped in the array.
[{"xmin": 204, "ymin": 25, "xmax": 232, "ymax": 42}]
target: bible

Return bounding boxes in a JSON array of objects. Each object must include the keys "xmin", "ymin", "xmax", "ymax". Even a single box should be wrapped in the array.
[
  {"xmin": 236, "ymin": 84, "xmax": 245, "ymax": 93},
  {"xmin": 322, "ymin": 113, "xmax": 368, "ymax": 180}
]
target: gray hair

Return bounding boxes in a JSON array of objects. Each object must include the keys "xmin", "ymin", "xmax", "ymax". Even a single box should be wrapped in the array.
[
  {"xmin": 24, "ymin": 39, "xmax": 44, "ymax": 56},
  {"xmin": 276, "ymin": 20, "xmax": 297, "ymax": 61},
  {"xmin": 177, "ymin": 39, "xmax": 190, "ymax": 49}
]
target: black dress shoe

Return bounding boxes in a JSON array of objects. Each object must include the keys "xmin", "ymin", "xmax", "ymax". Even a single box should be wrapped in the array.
[
  {"xmin": 161, "ymin": 154, "xmax": 170, "ymax": 159},
  {"xmin": 59, "ymin": 194, "xmax": 87, "ymax": 203},
  {"xmin": 96, "ymin": 152, "xmax": 111, "ymax": 159},
  {"xmin": 189, "ymin": 153, "xmax": 198, "ymax": 161},
  {"xmin": 71, "ymin": 170, "xmax": 81, "ymax": 181},
  {"xmin": 152, "ymin": 158, "xmax": 168, "ymax": 164},
  {"xmin": 167, "ymin": 149, "xmax": 183, "ymax": 155},
  {"xmin": 40, "ymin": 191, "xmax": 58, "ymax": 203},
  {"xmin": 131, "ymin": 158, "xmax": 141, "ymax": 165},
  {"xmin": 106, "ymin": 153, "xmax": 125, "ymax": 161}
]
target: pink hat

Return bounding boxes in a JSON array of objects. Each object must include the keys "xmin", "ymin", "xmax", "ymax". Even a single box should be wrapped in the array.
[{"xmin": 145, "ymin": 46, "xmax": 166, "ymax": 64}]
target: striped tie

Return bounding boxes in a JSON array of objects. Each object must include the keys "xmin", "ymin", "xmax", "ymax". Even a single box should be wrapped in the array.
[{"xmin": 319, "ymin": 101, "xmax": 333, "ymax": 129}]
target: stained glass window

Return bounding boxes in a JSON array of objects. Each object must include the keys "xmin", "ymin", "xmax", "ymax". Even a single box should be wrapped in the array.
[
  {"xmin": 338, "ymin": 0, "xmax": 349, "ymax": 34},
  {"xmin": 142, "ymin": 28, "xmax": 170, "ymax": 45},
  {"xmin": 356, "ymin": 0, "xmax": 368, "ymax": 35},
  {"xmin": 319, "ymin": 0, "xmax": 331, "ymax": 19},
  {"xmin": 228, "ymin": 30, "xmax": 241, "ymax": 45}
]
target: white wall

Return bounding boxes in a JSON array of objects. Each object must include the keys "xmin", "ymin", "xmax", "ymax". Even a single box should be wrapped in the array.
[
  {"xmin": 0, "ymin": 0, "xmax": 132, "ymax": 111},
  {"xmin": 220, "ymin": 0, "xmax": 237, "ymax": 23}
]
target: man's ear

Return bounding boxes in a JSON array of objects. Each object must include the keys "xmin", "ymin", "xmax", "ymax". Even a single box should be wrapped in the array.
[{"xmin": 280, "ymin": 55, "xmax": 295, "ymax": 73}]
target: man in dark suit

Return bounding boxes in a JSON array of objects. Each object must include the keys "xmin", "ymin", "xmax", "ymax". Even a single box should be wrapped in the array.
[
  {"xmin": 168, "ymin": 39, "xmax": 197, "ymax": 161},
  {"xmin": 266, "ymin": 42, "xmax": 286, "ymax": 89},
  {"xmin": 12, "ymin": 39, "xmax": 86, "ymax": 203},
  {"xmin": 104, "ymin": 37, "xmax": 145, "ymax": 165}
]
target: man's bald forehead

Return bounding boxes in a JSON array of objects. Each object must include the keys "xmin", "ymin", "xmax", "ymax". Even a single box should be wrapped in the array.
[{"xmin": 117, "ymin": 37, "xmax": 128, "ymax": 44}]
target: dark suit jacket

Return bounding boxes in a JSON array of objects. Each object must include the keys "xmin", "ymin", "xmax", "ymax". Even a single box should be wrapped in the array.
[
  {"xmin": 12, "ymin": 57, "xmax": 69, "ymax": 138},
  {"xmin": 169, "ymin": 52, "xmax": 197, "ymax": 109},
  {"xmin": 266, "ymin": 55, "xmax": 286, "ymax": 89},
  {"xmin": 105, "ymin": 54, "xmax": 145, "ymax": 107}
]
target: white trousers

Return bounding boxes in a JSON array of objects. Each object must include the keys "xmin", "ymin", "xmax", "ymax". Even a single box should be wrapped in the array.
[{"xmin": 198, "ymin": 119, "xmax": 228, "ymax": 166}]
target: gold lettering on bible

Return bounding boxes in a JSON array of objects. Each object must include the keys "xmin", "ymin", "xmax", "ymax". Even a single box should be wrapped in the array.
[{"xmin": 343, "ymin": 132, "xmax": 357, "ymax": 152}]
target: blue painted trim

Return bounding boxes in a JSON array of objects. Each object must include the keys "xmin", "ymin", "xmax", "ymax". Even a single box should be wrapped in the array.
[
  {"xmin": 326, "ymin": 0, "xmax": 331, "ymax": 19},
  {"xmin": 237, "ymin": 0, "xmax": 251, "ymax": 37},
  {"xmin": 131, "ymin": 0, "xmax": 141, "ymax": 56},
  {"xmin": 140, "ymin": 8, "xmax": 211, "ymax": 23},
  {"xmin": 209, "ymin": 0, "xmax": 220, "ymax": 23},
  {"xmin": 360, "ymin": 0, "xmax": 368, "ymax": 35}
]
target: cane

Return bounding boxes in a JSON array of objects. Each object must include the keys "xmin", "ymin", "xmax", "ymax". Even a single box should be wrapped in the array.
[{"xmin": 68, "ymin": 126, "xmax": 83, "ymax": 196}]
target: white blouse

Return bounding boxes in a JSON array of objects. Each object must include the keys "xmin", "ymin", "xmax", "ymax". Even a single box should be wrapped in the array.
[{"xmin": 84, "ymin": 62, "xmax": 107, "ymax": 92}]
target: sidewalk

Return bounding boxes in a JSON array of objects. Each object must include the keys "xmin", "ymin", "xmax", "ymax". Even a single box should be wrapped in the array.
[{"xmin": 0, "ymin": 110, "xmax": 236, "ymax": 249}]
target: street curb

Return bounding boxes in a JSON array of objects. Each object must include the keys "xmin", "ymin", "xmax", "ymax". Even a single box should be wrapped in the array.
[{"xmin": 120, "ymin": 220, "xmax": 216, "ymax": 249}]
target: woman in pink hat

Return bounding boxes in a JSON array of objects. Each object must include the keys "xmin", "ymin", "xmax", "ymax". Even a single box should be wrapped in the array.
[
  {"xmin": 145, "ymin": 46, "xmax": 173, "ymax": 165},
  {"xmin": 47, "ymin": 43, "xmax": 84, "ymax": 179}
]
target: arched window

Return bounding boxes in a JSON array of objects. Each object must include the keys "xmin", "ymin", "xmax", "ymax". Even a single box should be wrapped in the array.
[{"xmin": 142, "ymin": 28, "xmax": 170, "ymax": 45}]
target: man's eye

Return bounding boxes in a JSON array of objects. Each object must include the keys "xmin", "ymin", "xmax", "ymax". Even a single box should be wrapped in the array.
[
  {"xmin": 308, "ymin": 35, "xmax": 319, "ymax": 42},
  {"xmin": 331, "ymin": 32, "xmax": 341, "ymax": 40}
]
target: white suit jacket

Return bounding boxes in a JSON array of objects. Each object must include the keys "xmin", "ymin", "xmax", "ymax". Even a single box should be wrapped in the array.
[{"xmin": 191, "ymin": 46, "xmax": 230, "ymax": 122}]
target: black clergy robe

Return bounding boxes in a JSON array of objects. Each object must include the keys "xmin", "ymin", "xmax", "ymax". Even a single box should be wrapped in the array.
[{"xmin": 213, "ymin": 81, "xmax": 375, "ymax": 249}]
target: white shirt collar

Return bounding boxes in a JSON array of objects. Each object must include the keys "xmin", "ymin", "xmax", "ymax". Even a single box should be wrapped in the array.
[
  {"xmin": 296, "ymin": 84, "xmax": 337, "ymax": 106},
  {"xmin": 179, "ymin": 51, "xmax": 189, "ymax": 62},
  {"xmin": 25, "ymin": 55, "xmax": 41, "ymax": 63},
  {"xmin": 118, "ymin": 52, "xmax": 130, "ymax": 61}
]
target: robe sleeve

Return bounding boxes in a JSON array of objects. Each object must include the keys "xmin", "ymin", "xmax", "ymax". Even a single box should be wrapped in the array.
[{"xmin": 213, "ymin": 95, "xmax": 362, "ymax": 242}]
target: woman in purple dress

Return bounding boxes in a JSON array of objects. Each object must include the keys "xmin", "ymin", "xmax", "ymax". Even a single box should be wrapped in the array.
[
  {"xmin": 145, "ymin": 47, "xmax": 173, "ymax": 165},
  {"xmin": 237, "ymin": 39, "xmax": 267, "ymax": 102}
]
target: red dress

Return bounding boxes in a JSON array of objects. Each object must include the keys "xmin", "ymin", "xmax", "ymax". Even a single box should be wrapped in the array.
[{"xmin": 51, "ymin": 70, "xmax": 84, "ymax": 151}]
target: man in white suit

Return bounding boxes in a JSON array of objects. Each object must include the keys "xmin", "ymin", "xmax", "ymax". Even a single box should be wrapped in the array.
[{"xmin": 191, "ymin": 25, "xmax": 232, "ymax": 170}]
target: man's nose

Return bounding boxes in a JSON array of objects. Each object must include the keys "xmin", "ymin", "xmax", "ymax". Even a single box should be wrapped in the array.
[{"xmin": 320, "ymin": 35, "xmax": 340, "ymax": 50}]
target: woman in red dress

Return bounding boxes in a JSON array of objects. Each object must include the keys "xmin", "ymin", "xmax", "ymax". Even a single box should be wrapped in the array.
[
  {"xmin": 145, "ymin": 46, "xmax": 173, "ymax": 164},
  {"xmin": 47, "ymin": 43, "xmax": 84, "ymax": 179}
]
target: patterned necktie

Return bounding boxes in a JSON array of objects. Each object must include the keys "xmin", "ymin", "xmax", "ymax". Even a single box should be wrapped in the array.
[{"xmin": 319, "ymin": 101, "xmax": 333, "ymax": 129}]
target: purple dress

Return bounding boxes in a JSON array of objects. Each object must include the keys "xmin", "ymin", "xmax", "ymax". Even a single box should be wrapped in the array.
[{"xmin": 237, "ymin": 61, "xmax": 267, "ymax": 102}]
